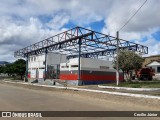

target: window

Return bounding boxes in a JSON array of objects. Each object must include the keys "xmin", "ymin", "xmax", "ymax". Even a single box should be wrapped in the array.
[
  {"xmin": 157, "ymin": 67, "xmax": 160, "ymax": 73},
  {"xmin": 39, "ymin": 67, "xmax": 45, "ymax": 69},
  {"xmin": 71, "ymin": 65, "xmax": 78, "ymax": 67},
  {"xmin": 61, "ymin": 66, "xmax": 69, "ymax": 68}
]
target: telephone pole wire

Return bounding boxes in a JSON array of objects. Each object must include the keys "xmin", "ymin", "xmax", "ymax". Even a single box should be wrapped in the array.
[{"xmin": 119, "ymin": 0, "xmax": 147, "ymax": 31}]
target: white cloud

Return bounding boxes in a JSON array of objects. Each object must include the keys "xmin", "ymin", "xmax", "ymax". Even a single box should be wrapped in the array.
[
  {"xmin": 0, "ymin": 0, "xmax": 160, "ymax": 62},
  {"xmin": 141, "ymin": 38, "xmax": 160, "ymax": 56},
  {"xmin": 101, "ymin": 0, "xmax": 160, "ymax": 57},
  {"xmin": 103, "ymin": 0, "xmax": 160, "ymax": 32},
  {"xmin": 0, "ymin": 16, "xmax": 69, "ymax": 61},
  {"xmin": 46, "ymin": 13, "xmax": 70, "ymax": 30}
]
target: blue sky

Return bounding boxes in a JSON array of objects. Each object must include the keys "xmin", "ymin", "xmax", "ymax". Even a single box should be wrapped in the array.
[
  {"xmin": 62, "ymin": 20, "xmax": 105, "ymax": 32},
  {"xmin": 0, "ymin": 0, "xmax": 160, "ymax": 62},
  {"xmin": 152, "ymin": 31, "xmax": 160, "ymax": 41}
]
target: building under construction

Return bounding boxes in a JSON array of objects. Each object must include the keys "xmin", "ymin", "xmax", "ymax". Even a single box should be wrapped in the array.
[{"xmin": 14, "ymin": 26, "xmax": 148, "ymax": 85}]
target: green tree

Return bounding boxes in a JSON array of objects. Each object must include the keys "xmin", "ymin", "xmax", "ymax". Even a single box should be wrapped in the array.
[
  {"xmin": 113, "ymin": 50, "xmax": 144, "ymax": 81},
  {"xmin": 0, "ymin": 66, "xmax": 4, "ymax": 74},
  {"xmin": 13, "ymin": 59, "xmax": 26, "ymax": 80},
  {"xmin": 4, "ymin": 63, "xmax": 15, "ymax": 76},
  {"xmin": 1, "ymin": 59, "xmax": 26, "ymax": 80}
]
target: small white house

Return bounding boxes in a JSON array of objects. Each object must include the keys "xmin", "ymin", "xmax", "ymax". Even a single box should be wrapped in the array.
[
  {"xmin": 146, "ymin": 60, "xmax": 160, "ymax": 74},
  {"xmin": 146, "ymin": 60, "xmax": 160, "ymax": 80}
]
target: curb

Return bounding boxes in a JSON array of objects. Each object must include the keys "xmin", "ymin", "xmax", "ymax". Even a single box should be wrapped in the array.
[
  {"xmin": 98, "ymin": 85, "xmax": 160, "ymax": 91},
  {"xmin": 2, "ymin": 80, "xmax": 160, "ymax": 100}
]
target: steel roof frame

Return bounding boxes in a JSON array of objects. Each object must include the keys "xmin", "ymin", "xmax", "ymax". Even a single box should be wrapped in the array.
[{"xmin": 14, "ymin": 26, "xmax": 148, "ymax": 59}]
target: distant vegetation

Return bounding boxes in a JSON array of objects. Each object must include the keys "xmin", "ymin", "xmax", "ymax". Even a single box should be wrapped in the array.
[{"xmin": 0, "ymin": 59, "xmax": 26, "ymax": 80}]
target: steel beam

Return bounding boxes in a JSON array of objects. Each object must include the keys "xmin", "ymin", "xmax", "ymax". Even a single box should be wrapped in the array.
[{"xmin": 14, "ymin": 26, "xmax": 148, "ymax": 59}]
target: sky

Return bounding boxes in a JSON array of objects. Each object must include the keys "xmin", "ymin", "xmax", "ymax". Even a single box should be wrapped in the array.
[{"xmin": 0, "ymin": 0, "xmax": 160, "ymax": 62}]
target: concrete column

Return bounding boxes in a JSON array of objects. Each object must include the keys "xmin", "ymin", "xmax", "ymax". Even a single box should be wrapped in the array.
[
  {"xmin": 116, "ymin": 31, "xmax": 119, "ymax": 86},
  {"xmin": 78, "ymin": 38, "xmax": 82, "ymax": 86},
  {"xmin": 44, "ymin": 50, "xmax": 48, "ymax": 81},
  {"xmin": 25, "ymin": 55, "xmax": 28, "ymax": 82}
]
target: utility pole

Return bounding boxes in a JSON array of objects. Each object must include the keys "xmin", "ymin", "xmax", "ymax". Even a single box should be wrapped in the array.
[
  {"xmin": 78, "ymin": 38, "xmax": 82, "ymax": 85},
  {"xmin": 116, "ymin": 31, "xmax": 119, "ymax": 86},
  {"xmin": 25, "ymin": 54, "xmax": 28, "ymax": 82},
  {"xmin": 44, "ymin": 49, "xmax": 48, "ymax": 81}
]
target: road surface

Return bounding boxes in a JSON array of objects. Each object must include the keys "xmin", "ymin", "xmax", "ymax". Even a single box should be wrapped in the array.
[{"xmin": 0, "ymin": 82, "xmax": 159, "ymax": 120}]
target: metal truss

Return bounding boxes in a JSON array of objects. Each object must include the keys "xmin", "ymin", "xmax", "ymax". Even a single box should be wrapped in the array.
[{"xmin": 14, "ymin": 26, "xmax": 148, "ymax": 59}]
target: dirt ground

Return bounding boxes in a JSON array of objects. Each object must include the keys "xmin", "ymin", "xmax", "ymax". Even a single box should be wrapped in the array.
[{"xmin": 0, "ymin": 80, "xmax": 160, "ymax": 110}]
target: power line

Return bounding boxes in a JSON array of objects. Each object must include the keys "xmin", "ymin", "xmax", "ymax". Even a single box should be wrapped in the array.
[{"xmin": 118, "ymin": 0, "xmax": 147, "ymax": 32}]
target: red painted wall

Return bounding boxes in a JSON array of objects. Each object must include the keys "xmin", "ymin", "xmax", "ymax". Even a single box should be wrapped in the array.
[{"xmin": 60, "ymin": 72, "xmax": 124, "ymax": 82}]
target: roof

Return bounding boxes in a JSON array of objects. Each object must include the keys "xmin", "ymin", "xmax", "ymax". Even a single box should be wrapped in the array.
[
  {"xmin": 144, "ymin": 54, "xmax": 160, "ymax": 58},
  {"xmin": 146, "ymin": 60, "xmax": 160, "ymax": 66}
]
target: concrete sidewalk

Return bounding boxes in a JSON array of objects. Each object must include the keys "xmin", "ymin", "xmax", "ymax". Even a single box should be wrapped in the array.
[{"xmin": 98, "ymin": 85, "xmax": 160, "ymax": 91}]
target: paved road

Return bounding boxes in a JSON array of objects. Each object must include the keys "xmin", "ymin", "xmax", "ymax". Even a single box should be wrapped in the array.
[{"xmin": 0, "ymin": 83, "xmax": 159, "ymax": 120}]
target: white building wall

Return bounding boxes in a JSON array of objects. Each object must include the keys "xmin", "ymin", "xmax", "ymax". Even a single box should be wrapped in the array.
[
  {"xmin": 28, "ymin": 55, "xmax": 45, "ymax": 69},
  {"xmin": 47, "ymin": 53, "xmax": 66, "ymax": 65},
  {"xmin": 28, "ymin": 53, "xmax": 66, "ymax": 69},
  {"xmin": 81, "ymin": 58, "xmax": 113, "ymax": 69},
  {"xmin": 28, "ymin": 53, "xmax": 66, "ymax": 79},
  {"xmin": 60, "ymin": 58, "xmax": 114, "ymax": 71},
  {"xmin": 28, "ymin": 54, "xmax": 45, "ymax": 79}
]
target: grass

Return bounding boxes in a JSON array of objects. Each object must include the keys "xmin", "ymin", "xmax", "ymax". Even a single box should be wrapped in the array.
[
  {"xmin": 103, "ymin": 80, "xmax": 160, "ymax": 88},
  {"xmin": 1, "ymin": 76, "xmax": 23, "ymax": 81},
  {"xmin": 11, "ymin": 76, "xmax": 24, "ymax": 80}
]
